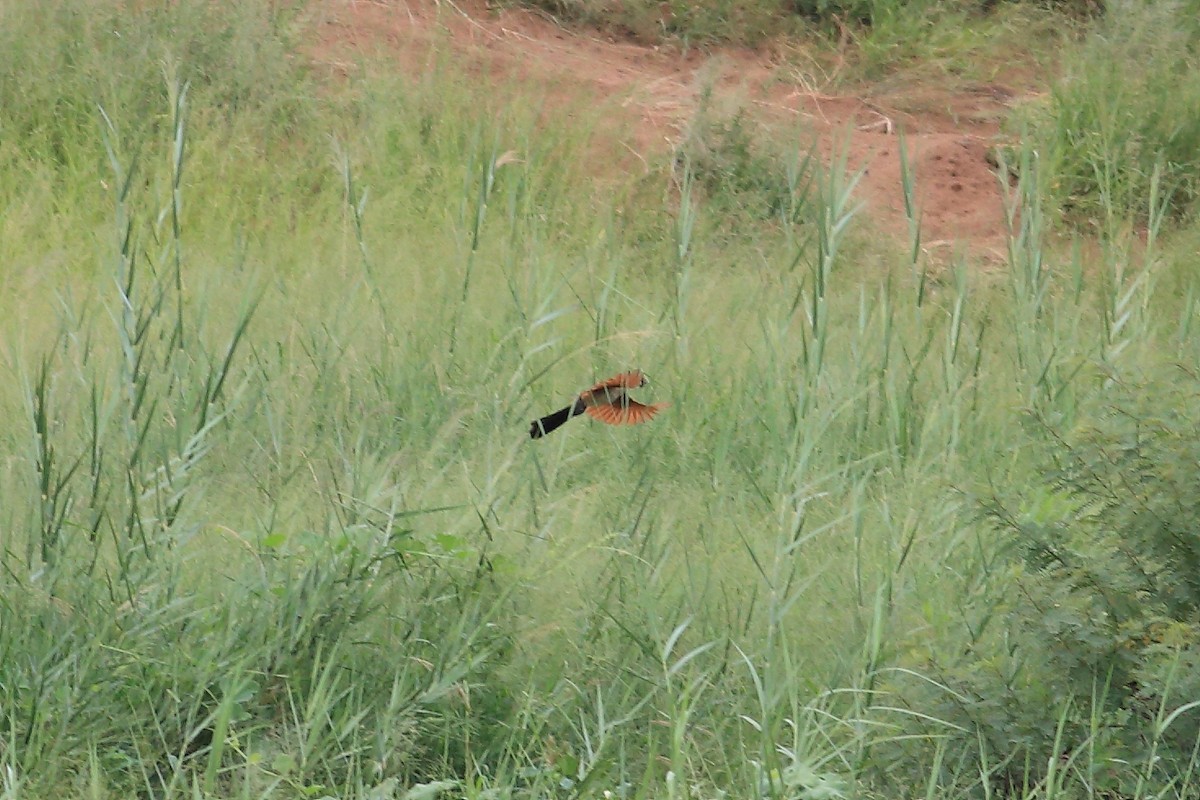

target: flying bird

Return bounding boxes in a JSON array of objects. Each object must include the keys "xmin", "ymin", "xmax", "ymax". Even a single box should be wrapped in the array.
[{"xmin": 529, "ymin": 370, "xmax": 666, "ymax": 439}]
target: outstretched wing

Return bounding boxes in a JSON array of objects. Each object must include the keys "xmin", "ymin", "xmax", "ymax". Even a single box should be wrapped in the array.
[
  {"xmin": 579, "ymin": 371, "xmax": 646, "ymax": 407},
  {"xmin": 585, "ymin": 371, "xmax": 645, "ymax": 393},
  {"xmin": 585, "ymin": 399, "xmax": 666, "ymax": 426}
]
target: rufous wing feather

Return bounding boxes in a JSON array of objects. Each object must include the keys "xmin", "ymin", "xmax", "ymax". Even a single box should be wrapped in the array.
[
  {"xmin": 586, "ymin": 371, "xmax": 646, "ymax": 393},
  {"xmin": 585, "ymin": 399, "xmax": 666, "ymax": 426},
  {"xmin": 585, "ymin": 404, "xmax": 618, "ymax": 424},
  {"xmin": 618, "ymin": 400, "xmax": 666, "ymax": 424}
]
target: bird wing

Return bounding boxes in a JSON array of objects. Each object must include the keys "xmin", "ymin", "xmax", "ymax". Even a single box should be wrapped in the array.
[
  {"xmin": 586, "ymin": 371, "xmax": 645, "ymax": 393},
  {"xmin": 584, "ymin": 404, "xmax": 618, "ymax": 424},
  {"xmin": 585, "ymin": 399, "xmax": 666, "ymax": 426},
  {"xmin": 579, "ymin": 371, "xmax": 644, "ymax": 407}
]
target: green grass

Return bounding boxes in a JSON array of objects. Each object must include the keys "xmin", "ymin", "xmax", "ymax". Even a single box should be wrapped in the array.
[
  {"xmin": 3, "ymin": 1, "xmax": 1200, "ymax": 799},
  {"xmin": 505, "ymin": 0, "xmax": 1070, "ymax": 89},
  {"xmin": 1006, "ymin": 0, "xmax": 1200, "ymax": 229},
  {"xmin": 506, "ymin": 0, "xmax": 1074, "ymax": 50}
]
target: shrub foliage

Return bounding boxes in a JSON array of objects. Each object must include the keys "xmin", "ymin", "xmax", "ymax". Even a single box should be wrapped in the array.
[{"xmin": 893, "ymin": 371, "xmax": 1200, "ymax": 795}]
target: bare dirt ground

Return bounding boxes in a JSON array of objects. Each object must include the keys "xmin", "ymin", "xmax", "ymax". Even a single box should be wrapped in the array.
[{"xmin": 310, "ymin": 0, "xmax": 1029, "ymax": 261}]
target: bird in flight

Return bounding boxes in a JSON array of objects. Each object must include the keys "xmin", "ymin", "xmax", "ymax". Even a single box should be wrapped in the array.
[{"xmin": 529, "ymin": 370, "xmax": 666, "ymax": 439}]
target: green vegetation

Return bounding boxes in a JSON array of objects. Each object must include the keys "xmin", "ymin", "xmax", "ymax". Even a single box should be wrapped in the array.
[
  {"xmin": 511, "ymin": 0, "xmax": 1072, "ymax": 84},
  {"xmin": 914, "ymin": 371, "xmax": 1200, "ymax": 797},
  {"xmin": 1016, "ymin": 0, "xmax": 1200, "ymax": 228},
  {"xmin": 513, "ymin": 0, "xmax": 1090, "ymax": 47},
  {"xmin": 2, "ymin": 1, "xmax": 1200, "ymax": 799}
]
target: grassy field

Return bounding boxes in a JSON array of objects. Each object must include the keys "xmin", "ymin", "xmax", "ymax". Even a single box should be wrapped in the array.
[{"xmin": 3, "ymin": 1, "xmax": 1200, "ymax": 798}]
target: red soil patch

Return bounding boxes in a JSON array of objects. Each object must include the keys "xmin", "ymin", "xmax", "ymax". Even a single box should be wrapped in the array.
[{"xmin": 309, "ymin": 0, "xmax": 1025, "ymax": 261}]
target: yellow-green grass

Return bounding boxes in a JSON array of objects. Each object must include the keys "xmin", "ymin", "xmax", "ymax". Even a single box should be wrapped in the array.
[{"xmin": 3, "ymin": 1, "xmax": 1200, "ymax": 798}]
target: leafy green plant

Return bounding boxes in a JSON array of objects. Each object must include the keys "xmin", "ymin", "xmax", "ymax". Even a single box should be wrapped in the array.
[
  {"xmin": 887, "ymin": 370, "xmax": 1200, "ymax": 796},
  {"xmin": 2, "ymin": 62, "xmax": 523, "ymax": 800},
  {"xmin": 1021, "ymin": 0, "xmax": 1200, "ymax": 226},
  {"xmin": 0, "ymin": 0, "xmax": 308, "ymax": 168},
  {"xmin": 677, "ymin": 97, "xmax": 815, "ymax": 226},
  {"xmin": 504, "ymin": 0, "xmax": 798, "ymax": 45}
]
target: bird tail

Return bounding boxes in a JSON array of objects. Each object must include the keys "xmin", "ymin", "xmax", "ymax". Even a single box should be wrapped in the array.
[{"xmin": 529, "ymin": 400, "xmax": 585, "ymax": 439}]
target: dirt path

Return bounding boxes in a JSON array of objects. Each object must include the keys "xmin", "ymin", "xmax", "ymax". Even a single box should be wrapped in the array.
[{"xmin": 311, "ymin": 0, "xmax": 1025, "ymax": 261}]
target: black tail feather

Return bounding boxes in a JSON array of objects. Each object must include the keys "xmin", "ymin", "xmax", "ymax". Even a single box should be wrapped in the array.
[{"xmin": 529, "ymin": 400, "xmax": 584, "ymax": 439}]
